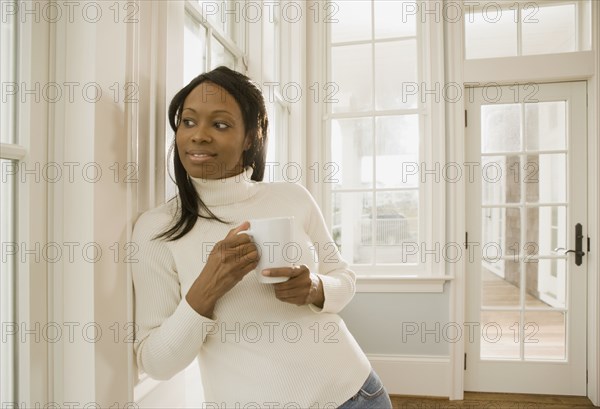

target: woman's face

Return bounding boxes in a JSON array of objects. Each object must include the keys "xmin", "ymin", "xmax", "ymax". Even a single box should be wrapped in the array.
[{"xmin": 176, "ymin": 82, "xmax": 250, "ymax": 179}]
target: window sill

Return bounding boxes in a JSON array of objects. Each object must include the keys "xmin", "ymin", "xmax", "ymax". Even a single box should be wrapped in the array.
[{"xmin": 356, "ymin": 275, "xmax": 454, "ymax": 293}]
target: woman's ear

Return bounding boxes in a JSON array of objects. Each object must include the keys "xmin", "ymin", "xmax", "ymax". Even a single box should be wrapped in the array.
[{"xmin": 243, "ymin": 133, "xmax": 253, "ymax": 151}]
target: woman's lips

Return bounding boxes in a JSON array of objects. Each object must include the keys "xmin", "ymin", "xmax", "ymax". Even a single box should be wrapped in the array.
[{"xmin": 186, "ymin": 152, "xmax": 216, "ymax": 163}]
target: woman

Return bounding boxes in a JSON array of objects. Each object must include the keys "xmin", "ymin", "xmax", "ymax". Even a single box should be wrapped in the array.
[{"xmin": 132, "ymin": 66, "xmax": 393, "ymax": 408}]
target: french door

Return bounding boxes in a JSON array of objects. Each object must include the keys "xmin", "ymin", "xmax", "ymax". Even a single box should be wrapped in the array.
[{"xmin": 465, "ymin": 81, "xmax": 587, "ymax": 395}]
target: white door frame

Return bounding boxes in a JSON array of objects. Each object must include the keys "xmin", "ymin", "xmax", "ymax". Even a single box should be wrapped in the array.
[{"xmin": 464, "ymin": 81, "xmax": 587, "ymax": 395}]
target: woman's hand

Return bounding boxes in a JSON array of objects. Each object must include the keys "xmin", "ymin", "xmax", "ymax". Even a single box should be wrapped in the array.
[
  {"xmin": 186, "ymin": 222, "xmax": 258, "ymax": 318},
  {"xmin": 263, "ymin": 265, "xmax": 325, "ymax": 308}
]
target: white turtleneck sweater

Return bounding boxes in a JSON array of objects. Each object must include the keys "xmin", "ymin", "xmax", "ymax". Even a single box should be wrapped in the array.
[{"xmin": 132, "ymin": 168, "xmax": 372, "ymax": 408}]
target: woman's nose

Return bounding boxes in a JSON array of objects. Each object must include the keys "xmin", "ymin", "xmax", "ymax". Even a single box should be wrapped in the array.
[{"xmin": 191, "ymin": 127, "xmax": 212, "ymax": 143}]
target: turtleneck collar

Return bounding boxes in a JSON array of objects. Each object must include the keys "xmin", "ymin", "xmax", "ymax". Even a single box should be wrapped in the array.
[{"xmin": 189, "ymin": 167, "xmax": 258, "ymax": 207}]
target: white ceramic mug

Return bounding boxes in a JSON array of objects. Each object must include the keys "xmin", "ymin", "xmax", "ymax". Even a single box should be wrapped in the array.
[{"xmin": 242, "ymin": 217, "xmax": 294, "ymax": 284}]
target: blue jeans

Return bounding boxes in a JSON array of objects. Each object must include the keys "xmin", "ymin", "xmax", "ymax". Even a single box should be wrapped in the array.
[{"xmin": 338, "ymin": 369, "xmax": 393, "ymax": 408}]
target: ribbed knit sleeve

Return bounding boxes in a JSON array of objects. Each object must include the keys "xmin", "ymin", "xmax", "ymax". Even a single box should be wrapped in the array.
[
  {"xmin": 132, "ymin": 209, "xmax": 216, "ymax": 380},
  {"xmin": 296, "ymin": 185, "xmax": 357, "ymax": 314}
]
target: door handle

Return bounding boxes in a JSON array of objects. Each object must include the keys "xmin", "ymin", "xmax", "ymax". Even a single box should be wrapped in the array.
[{"xmin": 562, "ymin": 223, "xmax": 585, "ymax": 266}]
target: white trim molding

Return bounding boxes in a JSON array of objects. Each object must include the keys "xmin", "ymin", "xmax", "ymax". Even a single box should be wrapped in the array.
[
  {"xmin": 464, "ymin": 51, "xmax": 595, "ymax": 84},
  {"xmin": 444, "ymin": 0, "xmax": 467, "ymax": 400},
  {"xmin": 357, "ymin": 276, "xmax": 453, "ymax": 293},
  {"xmin": 368, "ymin": 354, "xmax": 450, "ymax": 397}
]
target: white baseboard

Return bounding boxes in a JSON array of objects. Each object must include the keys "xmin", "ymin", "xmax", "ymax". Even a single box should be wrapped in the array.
[{"xmin": 367, "ymin": 354, "xmax": 450, "ymax": 398}]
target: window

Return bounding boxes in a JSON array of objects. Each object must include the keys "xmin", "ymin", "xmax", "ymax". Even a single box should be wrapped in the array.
[
  {"xmin": 165, "ymin": 0, "xmax": 248, "ymax": 200},
  {"xmin": 184, "ymin": 0, "xmax": 246, "ymax": 83},
  {"xmin": 182, "ymin": 0, "xmax": 291, "ymax": 184},
  {"xmin": 324, "ymin": 0, "xmax": 444, "ymax": 276},
  {"xmin": 465, "ymin": 0, "xmax": 592, "ymax": 59},
  {"xmin": 1, "ymin": 1, "xmax": 19, "ymax": 400}
]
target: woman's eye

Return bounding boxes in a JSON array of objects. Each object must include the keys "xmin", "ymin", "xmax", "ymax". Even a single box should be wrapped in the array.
[
  {"xmin": 181, "ymin": 119, "xmax": 196, "ymax": 127},
  {"xmin": 215, "ymin": 122, "xmax": 229, "ymax": 130}
]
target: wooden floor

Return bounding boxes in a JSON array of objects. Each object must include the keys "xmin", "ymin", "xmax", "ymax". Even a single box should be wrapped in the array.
[{"xmin": 390, "ymin": 392, "xmax": 597, "ymax": 408}]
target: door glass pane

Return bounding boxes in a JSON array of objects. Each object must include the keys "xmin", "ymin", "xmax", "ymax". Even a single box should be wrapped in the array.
[
  {"xmin": 481, "ymin": 104, "xmax": 522, "ymax": 153},
  {"xmin": 527, "ymin": 259, "xmax": 566, "ymax": 308},
  {"xmin": 482, "ymin": 207, "xmax": 519, "ymax": 258},
  {"xmin": 525, "ymin": 154, "xmax": 566, "ymax": 203},
  {"xmin": 524, "ymin": 311, "xmax": 566, "ymax": 360},
  {"xmin": 480, "ymin": 311, "xmax": 521, "ymax": 359},
  {"xmin": 529, "ymin": 206, "xmax": 567, "ymax": 256},
  {"xmin": 331, "ymin": 44, "xmax": 373, "ymax": 113},
  {"xmin": 331, "ymin": 118, "xmax": 373, "ymax": 190},
  {"xmin": 482, "ymin": 156, "xmax": 520, "ymax": 204},
  {"xmin": 482, "ymin": 259, "xmax": 520, "ymax": 308},
  {"xmin": 375, "ymin": 115, "xmax": 418, "ymax": 188},
  {"xmin": 332, "ymin": 192, "xmax": 373, "ymax": 264},
  {"xmin": 1, "ymin": 159, "xmax": 16, "ymax": 401},
  {"xmin": 526, "ymin": 102, "xmax": 566, "ymax": 151},
  {"xmin": 184, "ymin": 13, "xmax": 207, "ymax": 84},
  {"xmin": 465, "ymin": 6, "xmax": 518, "ymax": 59},
  {"xmin": 330, "ymin": 0, "xmax": 371, "ymax": 43},
  {"xmin": 522, "ymin": 4, "xmax": 576, "ymax": 55},
  {"xmin": 374, "ymin": 40, "xmax": 417, "ymax": 110}
]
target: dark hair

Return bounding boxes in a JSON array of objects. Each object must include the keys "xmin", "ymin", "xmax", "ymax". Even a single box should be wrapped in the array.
[{"xmin": 155, "ymin": 66, "xmax": 268, "ymax": 241}]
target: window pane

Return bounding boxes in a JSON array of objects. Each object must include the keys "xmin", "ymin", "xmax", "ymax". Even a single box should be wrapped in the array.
[
  {"xmin": 332, "ymin": 192, "xmax": 373, "ymax": 264},
  {"xmin": 263, "ymin": 14, "xmax": 277, "ymax": 81},
  {"xmin": 374, "ymin": 0, "xmax": 416, "ymax": 39},
  {"xmin": 375, "ymin": 40, "xmax": 417, "ymax": 110},
  {"xmin": 465, "ymin": 6, "xmax": 517, "ymax": 59},
  {"xmin": 522, "ymin": 4, "xmax": 576, "ymax": 55},
  {"xmin": 330, "ymin": 0, "xmax": 371, "ymax": 43},
  {"xmin": 331, "ymin": 118, "xmax": 373, "ymax": 190},
  {"xmin": 184, "ymin": 13, "xmax": 207, "ymax": 84},
  {"xmin": 481, "ymin": 104, "xmax": 522, "ymax": 153},
  {"xmin": 375, "ymin": 190, "xmax": 418, "ymax": 264},
  {"xmin": 1, "ymin": 159, "xmax": 16, "ymax": 401},
  {"xmin": 331, "ymin": 44, "xmax": 373, "ymax": 113},
  {"xmin": 197, "ymin": 0, "xmax": 231, "ymax": 35},
  {"xmin": 1, "ymin": 4, "xmax": 17, "ymax": 144},
  {"xmin": 375, "ymin": 115, "xmax": 418, "ymax": 188},
  {"xmin": 265, "ymin": 103, "xmax": 287, "ymax": 183},
  {"xmin": 211, "ymin": 38, "xmax": 235, "ymax": 69}
]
